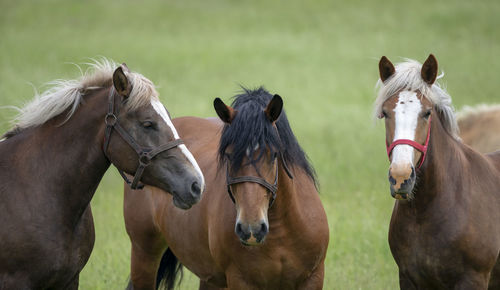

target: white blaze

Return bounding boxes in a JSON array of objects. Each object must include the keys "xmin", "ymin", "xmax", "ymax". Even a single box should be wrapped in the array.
[
  {"xmin": 391, "ymin": 91, "xmax": 422, "ymax": 166},
  {"xmin": 151, "ymin": 100, "xmax": 205, "ymax": 190}
]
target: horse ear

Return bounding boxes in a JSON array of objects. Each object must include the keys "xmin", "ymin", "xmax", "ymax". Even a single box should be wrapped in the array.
[
  {"xmin": 421, "ymin": 54, "xmax": 438, "ymax": 85},
  {"xmin": 379, "ymin": 56, "xmax": 395, "ymax": 83},
  {"xmin": 120, "ymin": 62, "xmax": 130, "ymax": 73},
  {"xmin": 214, "ymin": 98, "xmax": 237, "ymax": 124},
  {"xmin": 265, "ymin": 94, "xmax": 283, "ymax": 123},
  {"xmin": 113, "ymin": 64, "xmax": 132, "ymax": 97}
]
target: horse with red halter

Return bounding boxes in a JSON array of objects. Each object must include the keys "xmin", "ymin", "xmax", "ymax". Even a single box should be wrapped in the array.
[
  {"xmin": 457, "ymin": 104, "xmax": 500, "ymax": 153},
  {"xmin": 376, "ymin": 54, "xmax": 500, "ymax": 289},
  {"xmin": 124, "ymin": 87, "xmax": 329, "ymax": 289},
  {"xmin": 0, "ymin": 60, "xmax": 204, "ymax": 289}
]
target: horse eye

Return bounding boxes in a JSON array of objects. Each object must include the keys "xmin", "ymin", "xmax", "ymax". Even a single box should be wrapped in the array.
[
  {"xmin": 142, "ymin": 121, "xmax": 155, "ymax": 129},
  {"xmin": 423, "ymin": 110, "xmax": 431, "ymax": 119},
  {"xmin": 380, "ymin": 110, "xmax": 388, "ymax": 119}
]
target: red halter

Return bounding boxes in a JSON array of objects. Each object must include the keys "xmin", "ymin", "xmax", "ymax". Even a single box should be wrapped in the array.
[{"xmin": 386, "ymin": 116, "xmax": 431, "ymax": 170}]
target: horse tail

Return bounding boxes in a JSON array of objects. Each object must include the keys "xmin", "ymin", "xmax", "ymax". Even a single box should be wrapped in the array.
[
  {"xmin": 156, "ymin": 248, "xmax": 183, "ymax": 290},
  {"xmin": 125, "ymin": 278, "xmax": 133, "ymax": 290}
]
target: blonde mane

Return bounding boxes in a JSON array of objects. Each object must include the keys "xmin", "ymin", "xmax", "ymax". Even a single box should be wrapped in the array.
[
  {"xmin": 8, "ymin": 58, "xmax": 159, "ymax": 132},
  {"xmin": 374, "ymin": 58, "xmax": 459, "ymax": 139}
]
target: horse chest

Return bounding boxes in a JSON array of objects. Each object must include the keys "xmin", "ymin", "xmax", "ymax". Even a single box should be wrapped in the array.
[
  {"xmin": 0, "ymin": 205, "xmax": 94, "ymax": 288},
  {"xmin": 234, "ymin": 248, "xmax": 313, "ymax": 287},
  {"xmin": 390, "ymin": 212, "xmax": 470, "ymax": 287}
]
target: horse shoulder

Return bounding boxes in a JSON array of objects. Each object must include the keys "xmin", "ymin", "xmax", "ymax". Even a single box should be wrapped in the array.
[{"xmin": 288, "ymin": 173, "xmax": 329, "ymax": 267}]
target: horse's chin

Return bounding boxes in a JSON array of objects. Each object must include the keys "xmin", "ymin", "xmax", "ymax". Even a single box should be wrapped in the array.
[
  {"xmin": 240, "ymin": 237, "xmax": 265, "ymax": 247},
  {"xmin": 393, "ymin": 193, "xmax": 407, "ymax": 200},
  {"xmin": 391, "ymin": 191, "xmax": 415, "ymax": 201},
  {"xmin": 172, "ymin": 196, "xmax": 193, "ymax": 210}
]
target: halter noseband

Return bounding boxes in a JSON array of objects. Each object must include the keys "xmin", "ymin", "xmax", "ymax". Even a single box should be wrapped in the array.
[
  {"xmin": 386, "ymin": 116, "xmax": 432, "ymax": 170},
  {"xmin": 226, "ymin": 153, "xmax": 293, "ymax": 208},
  {"xmin": 103, "ymin": 87, "xmax": 184, "ymax": 189}
]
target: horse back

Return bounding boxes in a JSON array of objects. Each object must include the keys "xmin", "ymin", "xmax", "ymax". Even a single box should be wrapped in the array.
[{"xmin": 458, "ymin": 105, "xmax": 500, "ymax": 153}]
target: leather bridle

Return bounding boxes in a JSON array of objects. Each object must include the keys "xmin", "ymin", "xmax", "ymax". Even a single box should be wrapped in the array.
[
  {"xmin": 226, "ymin": 152, "xmax": 293, "ymax": 208},
  {"xmin": 102, "ymin": 87, "xmax": 184, "ymax": 189},
  {"xmin": 386, "ymin": 115, "xmax": 432, "ymax": 170}
]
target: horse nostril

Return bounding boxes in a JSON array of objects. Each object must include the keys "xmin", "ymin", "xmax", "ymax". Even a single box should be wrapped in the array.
[
  {"xmin": 236, "ymin": 223, "xmax": 242, "ymax": 235},
  {"xmin": 389, "ymin": 175, "xmax": 397, "ymax": 185},
  {"xmin": 260, "ymin": 222, "xmax": 268, "ymax": 235},
  {"xmin": 410, "ymin": 167, "xmax": 415, "ymax": 178},
  {"xmin": 235, "ymin": 222, "xmax": 250, "ymax": 241},
  {"xmin": 191, "ymin": 181, "xmax": 201, "ymax": 196}
]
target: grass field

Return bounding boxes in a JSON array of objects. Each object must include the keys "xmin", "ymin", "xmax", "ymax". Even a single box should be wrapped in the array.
[{"xmin": 1, "ymin": 0, "xmax": 499, "ymax": 289}]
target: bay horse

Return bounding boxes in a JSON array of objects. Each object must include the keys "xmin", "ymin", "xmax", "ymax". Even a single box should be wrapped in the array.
[
  {"xmin": 376, "ymin": 54, "xmax": 500, "ymax": 289},
  {"xmin": 124, "ymin": 87, "xmax": 329, "ymax": 289},
  {"xmin": 0, "ymin": 60, "xmax": 204, "ymax": 289},
  {"xmin": 457, "ymin": 104, "xmax": 500, "ymax": 153}
]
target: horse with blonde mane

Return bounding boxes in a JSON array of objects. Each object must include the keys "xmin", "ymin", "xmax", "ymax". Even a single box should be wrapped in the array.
[
  {"xmin": 376, "ymin": 54, "xmax": 500, "ymax": 289},
  {"xmin": 0, "ymin": 60, "xmax": 203, "ymax": 289},
  {"xmin": 458, "ymin": 104, "xmax": 500, "ymax": 153}
]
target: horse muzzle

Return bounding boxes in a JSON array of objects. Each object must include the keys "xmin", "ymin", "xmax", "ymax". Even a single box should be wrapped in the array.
[
  {"xmin": 235, "ymin": 220, "xmax": 269, "ymax": 246},
  {"xmin": 388, "ymin": 164, "xmax": 416, "ymax": 200}
]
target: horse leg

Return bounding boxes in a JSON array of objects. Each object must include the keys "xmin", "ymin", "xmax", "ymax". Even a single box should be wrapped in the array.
[
  {"xmin": 199, "ymin": 280, "xmax": 226, "ymax": 290},
  {"xmin": 297, "ymin": 263, "xmax": 325, "ymax": 290},
  {"xmin": 124, "ymin": 186, "xmax": 167, "ymax": 290},
  {"xmin": 129, "ymin": 240, "xmax": 167, "ymax": 290}
]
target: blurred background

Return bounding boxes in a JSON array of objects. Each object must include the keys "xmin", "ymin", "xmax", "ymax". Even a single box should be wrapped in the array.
[{"xmin": 1, "ymin": 0, "xmax": 499, "ymax": 289}]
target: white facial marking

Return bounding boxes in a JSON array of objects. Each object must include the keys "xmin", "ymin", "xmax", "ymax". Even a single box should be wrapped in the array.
[
  {"xmin": 151, "ymin": 100, "xmax": 205, "ymax": 190},
  {"xmin": 391, "ymin": 91, "xmax": 422, "ymax": 166},
  {"xmin": 245, "ymin": 143, "xmax": 259, "ymax": 157}
]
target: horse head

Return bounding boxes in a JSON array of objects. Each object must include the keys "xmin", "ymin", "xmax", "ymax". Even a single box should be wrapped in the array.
[
  {"xmin": 214, "ymin": 93, "xmax": 284, "ymax": 245},
  {"xmin": 377, "ymin": 55, "xmax": 439, "ymax": 200},
  {"xmin": 105, "ymin": 64, "xmax": 204, "ymax": 209}
]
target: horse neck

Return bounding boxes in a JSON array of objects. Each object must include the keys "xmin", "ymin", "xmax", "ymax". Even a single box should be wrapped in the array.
[
  {"xmin": 14, "ymin": 88, "xmax": 111, "ymax": 225},
  {"xmin": 412, "ymin": 115, "xmax": 464, "ymax": 207}
]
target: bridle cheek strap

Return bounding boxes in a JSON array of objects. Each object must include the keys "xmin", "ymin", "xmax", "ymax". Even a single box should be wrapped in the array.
[{"xmin": 386, "ymin": 116, "xmax": 431, "ymax": 170}]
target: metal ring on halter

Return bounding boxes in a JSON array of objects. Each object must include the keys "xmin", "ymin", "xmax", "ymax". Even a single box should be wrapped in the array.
[
  {"xmin": 104, "ymin": 113, "xmax": 117, "ymax": 126},
  {"xmin": 139, "ymin": 152, "xmax": 152, "ymax": 166}
]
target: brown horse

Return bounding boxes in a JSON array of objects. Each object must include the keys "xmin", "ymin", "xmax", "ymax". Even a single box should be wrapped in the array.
[
  {"xmin": 457, "ymin": 104, "xmax": 500, "ymax": 153},
  {"xmin": 0, "ymin": 60, "xmax": 204, "ymax": 289},
  {"xmin": 376, "ymin": 54, "xmax": 500, "ymax": 289},
  {"xmin": 124, "ymin": 87, "xmax": 329, "ymax": 289}
]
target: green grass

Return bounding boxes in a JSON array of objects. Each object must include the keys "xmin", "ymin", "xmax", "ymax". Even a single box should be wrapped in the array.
[{"xmin": 1, "ymin": 0, "xmax": 499, "ymax": 289}]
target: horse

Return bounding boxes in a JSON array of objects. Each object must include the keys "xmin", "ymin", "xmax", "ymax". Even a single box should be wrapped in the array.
[
  {"xmin": 124, "ymin": 87, "xmax": 329, "ymax": 289},
  {"xmin": 457, "ymin": 104, "xmax": 500, "ymax": 153},
  {"xmin": 376, "ymin": 54, "xmax": 500, "ymax": 289},
  {"xmin": 0, "ymin": 60, "xmax": 204, "ymax": 289}
]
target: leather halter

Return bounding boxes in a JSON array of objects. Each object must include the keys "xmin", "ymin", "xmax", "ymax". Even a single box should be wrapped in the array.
[
  {"xmin": 102, "ymin": 87, "xmax": 184, "ymax": 189},
  {"xmin": 386, "ymin": 116, "xmax": 432, "ymax": 170},
  {"xmin": 226, "ymin": 153, "xmax": 293, "ymax": 208}
]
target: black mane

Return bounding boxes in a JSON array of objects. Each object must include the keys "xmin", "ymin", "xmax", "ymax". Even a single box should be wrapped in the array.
[{"xmin": 218, "ymin": 87, "xmax": 317, "ymax": 188}]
